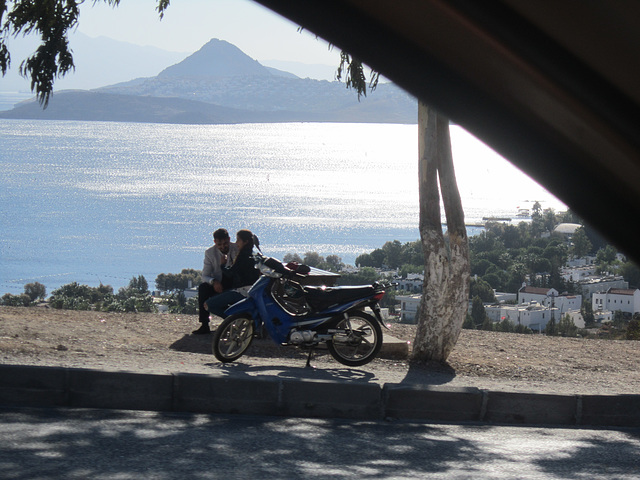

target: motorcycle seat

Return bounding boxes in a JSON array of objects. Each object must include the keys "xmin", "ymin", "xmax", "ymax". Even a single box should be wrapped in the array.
[{"xmin": 304, "ymin": 285, "xmax": 376, "ymax": 310}]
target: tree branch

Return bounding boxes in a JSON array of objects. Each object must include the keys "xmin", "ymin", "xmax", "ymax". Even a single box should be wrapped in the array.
[{"xmin": 0, "ymin": 0, "xmax": 170, "ymax": 107}]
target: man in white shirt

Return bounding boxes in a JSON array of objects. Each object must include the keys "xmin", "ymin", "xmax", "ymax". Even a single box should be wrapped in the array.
[{"xmin": 193, "ymin": 228, "xmax": 238, "ymax": 334}]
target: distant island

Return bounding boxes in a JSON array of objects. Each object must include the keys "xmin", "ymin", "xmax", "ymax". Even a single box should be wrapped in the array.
[{"xmin": 0, "ymin": 39, "xmax": 417, "ymax": 125}]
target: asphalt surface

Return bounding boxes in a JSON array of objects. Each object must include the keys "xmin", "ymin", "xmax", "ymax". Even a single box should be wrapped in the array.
[{"xmin": 1, "ymin": 407, "xmax": 639, "ymax": 479}]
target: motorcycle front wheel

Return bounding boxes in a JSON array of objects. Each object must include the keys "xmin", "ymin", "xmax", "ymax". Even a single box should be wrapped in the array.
[
  {"xmin": 212, "ymin": 313, "xmax": 255, "ymax": 362},
  {"xmin": 327, "ymin": 311, "xmax": 383, "ymax": 366}
]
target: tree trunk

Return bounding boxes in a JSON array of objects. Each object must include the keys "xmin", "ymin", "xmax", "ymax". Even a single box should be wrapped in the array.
[{"xmin": 411, "ymin": 102, "xmax": 470, "ymax": 363}]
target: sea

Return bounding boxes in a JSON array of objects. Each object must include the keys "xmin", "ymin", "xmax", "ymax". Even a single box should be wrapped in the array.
[{"xmin": 0, "ymin": 116, "xmax": 566, "ymax": 295}]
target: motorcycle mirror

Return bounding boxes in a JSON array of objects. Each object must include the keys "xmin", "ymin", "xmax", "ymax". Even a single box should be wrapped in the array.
[{"xmin": 253, "ymin": 234, "xmax": 262, "ymax": 253}]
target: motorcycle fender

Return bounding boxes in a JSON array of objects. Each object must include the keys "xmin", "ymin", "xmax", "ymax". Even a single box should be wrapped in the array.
[
  {"xmin": 369, "ymin": 303, "xmax": 389, "ymax": 329},
  {"xmin": 325, "ymin": 300, "xmax": 389, "ymax": 329},
  {"xmin": 224, "ymin": 297, "xmax": 255, "ymax": 317},
  {"xmin": 340, "ymin": 305, "xmax": 389, "ymax": 330}
]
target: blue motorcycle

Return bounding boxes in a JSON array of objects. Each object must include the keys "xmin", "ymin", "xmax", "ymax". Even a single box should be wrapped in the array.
[{"xmin": 212, "ymin": 254, "xmax": 388, "ymax": 367}]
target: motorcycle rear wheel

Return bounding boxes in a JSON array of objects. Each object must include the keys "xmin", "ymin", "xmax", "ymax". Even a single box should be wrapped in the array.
[
  {"xmin": 212, "ymin": 313, "xmax": 255, "ymax": 362},
  {"xmin": 327, "ymin": 311, "xmax": 383, "ymax": 366}
]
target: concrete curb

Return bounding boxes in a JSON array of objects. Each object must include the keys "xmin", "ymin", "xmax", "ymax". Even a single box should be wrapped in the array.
[{"xmin": 1, "ymin": 364, "xmax": 638, "ymax": 427}]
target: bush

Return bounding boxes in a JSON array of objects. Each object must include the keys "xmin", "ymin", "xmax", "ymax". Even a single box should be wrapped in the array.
[
  {"xmin": 469, "ymin": 278, "xmax": 497, "ymax": 303},
  {"xmin": 545, "ymin": 317, "xmax": 557, "ymax": 336},
  {"xmin": 627, "ymin": 316, "xmax": 640, "ymax": 340},
  {"xmin": 50, "ymin": 296, "xmax": 91, "ymax": 311},
  {"xmin": 558, "ymin": 314, "xmax": 578, "ymax": 337},
  {"xmin": 481, "ymin": 316, "xmax": 495, "ymax": 331},
  {"xmin": 496, "ymin": 317, "xmax": 516, "ymax": 332},
  {"xmin": 49, "ymin": 282, "xmax": 114, "ymax": 310},
  {"xmin": 103, "ymin": 276, "xmax": 155, "ymax": 313},
  {"xmin": 164, "ymin": 292, "xmax": 197, "ymax": 314},
  {"xmin": 463, "ymin": 313, "xmax": 475, "ymax": 329},
  {"xmin": 1, "ymin": 293, "xmax": 32, "ymax": 307},
  {"xmin": 50, "ymin": 282, "xmax": 114, "ymax": 309},
  {"xmin": 49, "ymin": 278, "xmax": 155, "ymax": 313},
  {"xmin": 24, "ymin": 282, "xmax": 46, "ymax": 302},
  {"xmin": 515, "ymin": 323, "xmax": 534, "ymax": 334},
  {"xmin": 102, "ymin": 294, "xmax": 155, "ymax": 313}
]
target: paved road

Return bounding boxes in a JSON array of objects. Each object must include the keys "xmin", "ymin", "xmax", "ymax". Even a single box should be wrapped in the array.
[{"xmin": 1, "ymin": 407, "xmax": 639, "ymax": 479}]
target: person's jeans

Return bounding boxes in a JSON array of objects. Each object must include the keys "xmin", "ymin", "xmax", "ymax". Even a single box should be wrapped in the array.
[
  {"xmin": 205, "ymin": 290, "xmax": 245, "ymax": 318},
  {"xmin": 198, "ymin": 282, "xmax": 216, "ymax": 324}
]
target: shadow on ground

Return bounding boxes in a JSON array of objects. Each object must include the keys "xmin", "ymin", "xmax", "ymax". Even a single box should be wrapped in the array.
[
  {"xmin": 169, "ymin": 334, "xmax": 213, "ymax": 355},
  {"xmin": 169, "ymin": 331, "xmax": 457, "ymax": 387},
  {"xmin": 209, "ymin": 361, "xmax": 377, "ymax": 383}
]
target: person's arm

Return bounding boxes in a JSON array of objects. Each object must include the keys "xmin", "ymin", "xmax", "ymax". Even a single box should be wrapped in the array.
[
  {"xmin": 202, "ymin": 254, "xmax": 214, "ymax": 284},
  {"xmin": 223, "ymin": 251, "xmax": 258, "ymax": 288},
  {"xmin": 202, "ymin": 248, "xmax": 222, "ymax": 284}
]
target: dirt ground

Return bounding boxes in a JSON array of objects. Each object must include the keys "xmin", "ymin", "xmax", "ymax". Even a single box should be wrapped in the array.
[{"xmin": 1, "ymin": 306, "xmax": 638, "ymax": 396}]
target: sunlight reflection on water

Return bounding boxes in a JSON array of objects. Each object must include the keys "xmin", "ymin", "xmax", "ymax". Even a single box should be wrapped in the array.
[{"xmin": 1, "ymin": 120, "xmax": 564, "ymax": 292}]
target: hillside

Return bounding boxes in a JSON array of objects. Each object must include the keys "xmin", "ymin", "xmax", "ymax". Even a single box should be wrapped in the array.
[
  {"xmin": 157, "ymin": 39, "xmax": 271, "ymax": 78},
  {"xmin": 0, "ymin": 38, "xmax": 416, "ymax": 125},
  {"xmin": 0, "ymin": 91, "xmax": 332, "ymax": 125}
]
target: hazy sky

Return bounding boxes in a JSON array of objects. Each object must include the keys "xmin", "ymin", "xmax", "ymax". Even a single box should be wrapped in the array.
[{"xmin": 77, "ymin": 0, "xmax": 340, "ymax": 65}]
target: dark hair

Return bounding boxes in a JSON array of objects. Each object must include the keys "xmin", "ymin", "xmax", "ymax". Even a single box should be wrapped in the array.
[
  {"xmin": 213, "ymin": 228, "xmax": 230, "ymax": 241},
  {"xmin": 236, "ymin": 229, "xmax": 254, "ymax": 250}
]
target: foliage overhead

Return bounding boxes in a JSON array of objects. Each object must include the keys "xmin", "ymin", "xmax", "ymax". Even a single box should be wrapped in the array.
[
  {"xmin": 335, "ymin": 51, "xmax": 379, "ymax": 100},
  {"xmin": 0, "ymin": 0, "xmax": 170, "ymax": 106}
]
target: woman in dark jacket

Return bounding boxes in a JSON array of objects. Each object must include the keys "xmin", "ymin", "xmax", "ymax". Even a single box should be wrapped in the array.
[{"xmin": 204, "ymin": 229, "xmax": 260, "ymax": 318}]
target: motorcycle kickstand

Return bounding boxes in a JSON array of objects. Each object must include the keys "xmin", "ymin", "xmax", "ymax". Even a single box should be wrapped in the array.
[{"xmin": 305, "ymin": 347, "xmax": 316, "ymax": 369}]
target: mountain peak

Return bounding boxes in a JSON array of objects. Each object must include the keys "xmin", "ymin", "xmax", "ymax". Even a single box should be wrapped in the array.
[{"xmin": 158, "ymin": 38, "xmax": 271, "ymax": 78}]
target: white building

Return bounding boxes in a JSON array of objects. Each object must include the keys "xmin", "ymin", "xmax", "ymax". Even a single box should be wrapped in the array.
[
  {"xmin": 592, "ymin": 288, "xmax": 640, "ymax": 316},
  {"xmin": 486, "ymin": 301, "xmax": 585, "ymax": 332},
  {"xmin": 395, "ymin": 274, "xmax": 424, "ymax": 293},
  {"xmin": 485, "ymin": 301, "xmax": 553, "ymax": 332},
  {"xmin": 518, "ymin": 285, "xmax": 582, "ymax": 313},
  {"xmin": 594, "ymin": 309, "xmax": 613, "ymax": 324},
  {"xmin": 563, "ymin": 309, "xmax": 586, "ymax": 328},
  {"xmin": 495, "ymin": 291, "xmax": 517, "ymax": 303},
  {"xmin": 518, "ymin": 286, "xmax": 558, "ymax": 305},
  {"xmin": 576, "ymin": 276, "xmax": 628, "ymax": 297},
  {"xmin": 183, "ymin": 287, "xmax": 198, "ymax": 299},
  {"xmin": 566, "ymin": 256, "xmax": 597, "ymax": 268},
  {"xmin": 561, "ymin": 264, "xmax": 597, "ymax": 283},
  {"xmin": 396, "ymin": 294, "xmax": 421, "ymax": 324},
  {"xmin": 552, "ymin": 223, "xmax": 583, "ymax": 240}
]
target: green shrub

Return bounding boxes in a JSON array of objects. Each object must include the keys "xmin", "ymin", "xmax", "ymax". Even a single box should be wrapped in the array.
[
  {"xmin": 1, "ymin": 293, "xmax": 31, "ymax": 307},
  {"xmin": 24, "ymin": 282, "xmax": 46, "ymax": 302},
  {"xmin": 627, "ymin": 316, "xmax": 640, "ymax": 340}
]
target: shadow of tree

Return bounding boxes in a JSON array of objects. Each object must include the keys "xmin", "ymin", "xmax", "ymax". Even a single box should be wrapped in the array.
[
  {"xmin": 400, "ymin": 360, "xmax": 458, "ymax": 387},
  {"xmin": 0, "ymin": 408, "xmax": 486, "ymax": 479},
  {"xmin": 535, "ymin": 433, "xmax": 640, "ymax": 478},
  {"xmin": 3, "ymin": 408, "xmax": 638, "ymax": 479}
]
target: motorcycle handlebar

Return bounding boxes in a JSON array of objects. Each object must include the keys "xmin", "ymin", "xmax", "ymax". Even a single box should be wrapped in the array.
[
  {"xmin": 255, "ymin": 254, "xmax": 393, "ymax": 288},
  {"xmin": 254, "ymin": 253, "xmax": 312, "ymax": 278},
  {"xmin": 263, "ymin": 256, "xmax": 288, "ymax": 274}
]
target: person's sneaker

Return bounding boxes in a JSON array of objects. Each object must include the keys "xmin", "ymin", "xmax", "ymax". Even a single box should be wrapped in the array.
[{"xmin": 192, "ymin": 324, "xmax": 211, "ymax": 335}]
